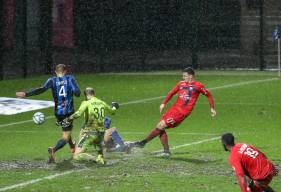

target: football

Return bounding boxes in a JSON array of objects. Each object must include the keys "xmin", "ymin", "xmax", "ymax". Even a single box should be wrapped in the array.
[{"xmin": 32, "ymin": 112, "xmax": 45, "ymax": 125}]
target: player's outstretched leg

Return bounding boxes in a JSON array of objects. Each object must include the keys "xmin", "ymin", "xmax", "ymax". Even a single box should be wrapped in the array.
[
  {"xmin": 133, "ymin": 127, "xmax": 163, "ymax": 148},
  {"xmin": 158, "ymin": 130, "xmax": 170, "ymax": 157},
  {"xmin": 133, "ymin": 120, "xmax": 168, "ymax": 149}
]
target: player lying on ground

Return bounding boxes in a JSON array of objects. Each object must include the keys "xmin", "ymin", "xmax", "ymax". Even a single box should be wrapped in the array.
[
  {"xmin": 133, "ymin": 67, "xmax": 216, "ymax": 157},
  {"xmin": 221, "ymin": 133, "xmax": 279, "ymax": 192},
  {"xmin": 103, "ymin": 117, "xmax": 132, "ymax": 153},
  {"xmin": 16, "ymin": 64, "xmax": 80, "ymax": 163},
  {"xmin": 67, "ymin": 87, "xmax": 119, "ymax": 164}
]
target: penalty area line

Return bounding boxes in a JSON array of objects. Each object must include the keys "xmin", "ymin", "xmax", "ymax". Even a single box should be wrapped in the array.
[{"xmin": 0, "ymin": 136, "xmax": 219, "ymax": 191}]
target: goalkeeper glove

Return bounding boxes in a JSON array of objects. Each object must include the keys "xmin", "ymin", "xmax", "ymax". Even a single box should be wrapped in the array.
[{"xmin": 111, "ymin": 102, "xmax": 119, "ymax": 110}]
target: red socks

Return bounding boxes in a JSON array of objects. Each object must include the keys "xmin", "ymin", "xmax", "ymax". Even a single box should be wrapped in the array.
[{"xmin": 145, "ymin": 128, "xmax": 162, "ymax": 142}]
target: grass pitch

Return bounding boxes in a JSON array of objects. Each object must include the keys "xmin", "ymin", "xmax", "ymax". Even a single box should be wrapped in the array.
[{"xmin": 0, "ymin": 71, "xmax": 280, "ymax": 191}]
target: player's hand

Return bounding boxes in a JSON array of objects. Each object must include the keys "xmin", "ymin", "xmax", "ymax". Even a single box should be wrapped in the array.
[
  {"xmin": 111, "ymin": 102, "xmax": 119, "ymax": 110},
  {"xmin": 210, "ymin": 108, "xmax": 216, "ymax": 117},
  {"xmin": 160, "ymin": 104, "xmax": 166, "ymax": 114},
  {"xmin": 16, "ymin": 92, "xmax": 26, "ymax": 98}
]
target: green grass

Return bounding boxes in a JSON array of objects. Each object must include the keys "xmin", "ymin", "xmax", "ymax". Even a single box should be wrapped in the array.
[{"xmin": 0, "ymin": 71, "xmax": 280, "ymax": 191}]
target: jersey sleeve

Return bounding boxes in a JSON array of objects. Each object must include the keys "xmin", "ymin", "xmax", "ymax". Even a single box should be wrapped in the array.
[
  {"xmin": 230, "ymin": 157, "xmax": 245, "ymax": 177},
  {"xmin": 104, "ymin": 101, "xmax": 116, "ymax": 115},
  {"xmin": 198, "ymin": 84, "xmax": 214, "ymax": 109},
  {"xmin": 25, "ymin": 78, "xmax": 53, "ymax": 97},
  {"xmin": 70, "ymin": 76, "xmax": 81, "ymax": 97},
  {"xmin": 162, "ymin": 83, "xmax": 180, "ymax": 105},
  {"xmin": 70, "ymin": 101, "xmax": 88, "ymax": 120}
]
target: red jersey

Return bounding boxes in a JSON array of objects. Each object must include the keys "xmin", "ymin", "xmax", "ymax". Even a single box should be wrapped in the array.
[
  {"xmin": 162, "ymin": 80, "xmax": 214, "ymax": 116},
  {"xmin": 229, "ymin": 143, "xmax": 274, "ymax": 180}
]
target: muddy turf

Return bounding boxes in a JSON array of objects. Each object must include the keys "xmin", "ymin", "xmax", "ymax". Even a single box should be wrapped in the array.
[{"xmin": 0, "ymin": 71, "xmax": 280, "ymax": 191}]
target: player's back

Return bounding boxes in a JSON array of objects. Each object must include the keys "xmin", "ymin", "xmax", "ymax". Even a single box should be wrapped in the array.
[
  {"xmin": 230, "ymin": 143, "xmax": 273, "ymax": 180},
  {"xmin": 50, "ymin": 75, "xmax": 79, "ymax": 117},
  {"xmin": 83, "ymin": 97, "xmax": 111, "ymax": 132}
]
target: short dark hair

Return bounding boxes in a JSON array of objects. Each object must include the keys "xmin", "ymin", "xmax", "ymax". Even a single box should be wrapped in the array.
[
  {"xmin": 84, "ymin": 87, "xmax": 95, "ymax": 96},
  {"xmin": 55, "ymin": 64, "xmax": 67, "ymax": 73},
  {"xmin": 183, "ymin": 67, "xmax": 195, "ymax": 75},
  {"xmin": 221, "ymin": 133, "xmax": 235, "ymax": 147}
]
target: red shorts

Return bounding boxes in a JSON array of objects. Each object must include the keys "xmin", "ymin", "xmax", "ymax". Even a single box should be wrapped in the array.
[
  {"xmin": 161, "ymin": 107, "xmax": 188, "ymax": 128},
  {"xmin": 251, "ymin": 168, "xmax": 278, "ymax": 192}
]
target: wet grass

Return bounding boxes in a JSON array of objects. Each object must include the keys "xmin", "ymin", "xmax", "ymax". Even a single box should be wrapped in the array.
[{"xmin": 0, "ymin": 71, "xmax": 281, "ymax": 191}]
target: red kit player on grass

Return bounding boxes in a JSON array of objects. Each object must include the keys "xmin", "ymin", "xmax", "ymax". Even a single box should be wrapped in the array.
[
  {"xmin": 221, "ymin": 133, "xmax": 278, "ymax": 192},
  {"xmin": 133, "ymin": 67, "xmax": 216, "ymax": 157}
]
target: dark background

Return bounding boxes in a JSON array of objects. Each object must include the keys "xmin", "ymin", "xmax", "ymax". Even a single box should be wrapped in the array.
[{"xmin": 0, "ymin": 0, "xmax": 280, "ymax": 79}]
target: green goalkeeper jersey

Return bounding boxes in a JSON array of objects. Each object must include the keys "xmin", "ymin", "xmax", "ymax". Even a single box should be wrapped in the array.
[{"xmin": 70, "ymin": 96, "xmax": 116, "ymax": 132}]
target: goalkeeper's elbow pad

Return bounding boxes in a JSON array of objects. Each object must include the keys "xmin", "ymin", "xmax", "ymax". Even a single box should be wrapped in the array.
[{"xmin": 111, "ymin": 102, "xmax": 119, "ymax": 110}]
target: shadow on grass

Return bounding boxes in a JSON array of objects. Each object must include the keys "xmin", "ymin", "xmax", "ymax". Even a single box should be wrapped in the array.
[{"xmin": 168, "ymin": 157, "xmax": 222, "ymax": 164}]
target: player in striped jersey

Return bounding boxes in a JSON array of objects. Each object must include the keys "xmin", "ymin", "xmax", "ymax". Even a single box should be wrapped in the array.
[{"xmin": 16, "ymin": 64, "xmax": 80, "ymax": 163}]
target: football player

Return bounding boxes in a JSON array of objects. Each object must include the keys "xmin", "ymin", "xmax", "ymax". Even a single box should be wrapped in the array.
[
  {"xmin": 221, "ymin": 133, "xmax": 278, "ymax": 192},
  {"xmin": 68, "ymin": 87, "xmax": 119, "ymax": 164},
  {"xmin": 133, "ymin": 67, "xmax": 216, "ymax": 157},
  {"xmin": 103, "ymin": 117, "xmax": 132, "ymax": 153},
  {"xmin": 16, "ymin": 64, "xmax": 80, "ymax": 163}
]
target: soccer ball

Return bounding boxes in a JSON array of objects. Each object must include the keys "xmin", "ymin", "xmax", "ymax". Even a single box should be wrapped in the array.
[{"xmin": 33, "ymin": 112, "xmax": 45, "ymax": 125}]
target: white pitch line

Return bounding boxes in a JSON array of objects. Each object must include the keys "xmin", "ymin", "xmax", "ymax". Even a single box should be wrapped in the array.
[
  {"xmin": 153, "ymin": 137, "xmax": 220, "ymax": 153},
  {"xmin": 0, "ymin": 116, "xmax": 54, "ymax": 128},
  {"xmin": 0, "ymin": 77, "xmax": 278, "ymax": 129},
  {"xmin": 0, "ymin": 169, "xmax": 87, "ymax": 192},
  {"xmin": 0, "ymin": 136, "xmax": 219, "ymax": 191}
]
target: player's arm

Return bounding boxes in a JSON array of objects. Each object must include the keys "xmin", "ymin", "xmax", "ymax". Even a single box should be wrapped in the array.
[
  {"xmin": 69, "ymin": 101, "xmax": 88, "ymax": 120},
  {"xmin": 237, "ymin": 175, "xmax": 250, "ymax": 192},
  {"xmin": 104, "ymin": 101, "xmax": 119, "ymax": 115},
  {"xmin": 70, "ymin": 76, "xmax": 81, "ymax": 97},
  {"xmin": 199, "ymin": 85, "xmax": 216, "ymax": 117},
  {"xmin": 16, "ymin": 78, "xmax": 52, "ymax": 98},
  {"xmin": 231, "ymin": 160, "xmax": 250, "ymax": 192},
  {"xmin": 160, "ymin": 84, "xmax": 179, "ymax": 114}
]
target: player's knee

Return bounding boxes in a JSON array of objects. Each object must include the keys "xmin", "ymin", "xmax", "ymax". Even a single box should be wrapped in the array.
[
  {"xmin": 62, "ymin": 135, "xmax": 70, "ymax": 141},
  {"xmin": 106, "ymin": 127, "xmax": 117, "ymax": 134},
  {"xmin": 62, "ymin": 132, "xmax": 71, "ymax": 141},
  {"xmin": 156, "ymin": 121, "xmax": 167, "ymax": 130}
]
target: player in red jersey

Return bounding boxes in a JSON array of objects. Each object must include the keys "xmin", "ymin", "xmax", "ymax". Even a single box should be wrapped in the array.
[
  {"xmin": 221, "ymin": 133, "xmax": 278, "ymax": 192},
  {"xmin": 133, "ymin": 67, "xmax": 216, "ymax": 157}
]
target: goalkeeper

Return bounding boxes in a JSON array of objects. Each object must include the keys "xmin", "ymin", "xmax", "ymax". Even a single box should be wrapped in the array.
[{"xmin": 67, "ymin": 87, "xmax": 119, "ymax": 164}]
